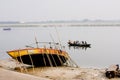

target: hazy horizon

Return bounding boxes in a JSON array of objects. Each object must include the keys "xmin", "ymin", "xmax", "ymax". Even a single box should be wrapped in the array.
[{"xmin": 0, "ymin": 0, "xmax": 120, "ymax": 22}]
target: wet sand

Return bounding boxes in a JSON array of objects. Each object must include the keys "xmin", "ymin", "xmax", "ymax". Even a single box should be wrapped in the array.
[{"xmin": 0, "ymin": 59, "xmax": 119, "ymax": 80}]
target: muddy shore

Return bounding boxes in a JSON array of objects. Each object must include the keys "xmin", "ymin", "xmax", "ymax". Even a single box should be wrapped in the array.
[{"xmin": 0, "ymin": 59, "xmax": 119, "ymax": 80}]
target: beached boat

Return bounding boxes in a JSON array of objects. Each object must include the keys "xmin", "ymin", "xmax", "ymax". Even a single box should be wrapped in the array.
[
  {"xmin": 7, "ymin": 42, "xmax": 69, "ymax": 67},
  {"xmin": 68, "ymin": 40, "xmax": 91, "ymax": 47}
]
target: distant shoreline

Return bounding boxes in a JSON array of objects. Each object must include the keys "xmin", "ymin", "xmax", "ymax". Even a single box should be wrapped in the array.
[{"xmin": 0, "ymin": 22, "xmax": 120, "ymax": 27}]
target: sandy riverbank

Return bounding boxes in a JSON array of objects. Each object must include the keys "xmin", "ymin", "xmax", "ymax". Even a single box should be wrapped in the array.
[
  {"xmin": 0, "ymin": 59, "xmax": 119, "ymax": 80},
  {"xmin": 0, "ymin": 68, "xmax": 49, "ymax": 80}
]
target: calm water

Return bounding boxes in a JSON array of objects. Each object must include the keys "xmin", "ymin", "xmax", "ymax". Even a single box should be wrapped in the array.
[{"xmin": 0, "ymin": 25, "xmax": 120, "ymax": 68}]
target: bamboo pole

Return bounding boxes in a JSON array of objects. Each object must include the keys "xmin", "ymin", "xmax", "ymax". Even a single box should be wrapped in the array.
[
  {"xmin": 67, "ymin": 55, "xmax": 79, "ymax": 67},
  {"xmin": 42, "ymin": 54, "xmax": 46, "ymax": 66},
  {"xmin": 27, "ymin": 50, "xmax": 35, "ymax": 72},
  {"xmin": 45, "ymin": 48, "xmax": 53, "ymax": 67},
  {"xmin": 14, "ymin": 52, "xmax": 23, "ymax": 71},
  {"xmin": 49, "ymin": 49, "xmax": 57, "ymax": 67},
  {"xmin": 56, "ymin": 52, "xmax": 63, "ymax": 66},
  {"xmin": 34, "ymin": 34, "xmax": 39, "ymax": 48},
  {"xmin": 55, "ymin": 27, "xmax": 62, "ymax": 49},
  {"xmin": 49, "ymin": 32, "xmax": 78, "ymax": 67},
  {"xmin": 49, "ymin": 33, "xmax": 64, "ymax": 66},
  {"xmin": 18, "ymin": 50, "xmax": 28, "ymax": 73}
]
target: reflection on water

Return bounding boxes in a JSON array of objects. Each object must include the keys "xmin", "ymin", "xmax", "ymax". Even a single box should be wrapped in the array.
[
  {"xmin": 0, "ymin": 25, "xmax": 120, "ymax": 68},
  {"xmin": 68, "ymin": 46, "xmax": 91, "ymax": 50}
]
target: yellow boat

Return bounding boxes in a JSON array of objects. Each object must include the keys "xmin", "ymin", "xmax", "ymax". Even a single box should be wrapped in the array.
[{"xmin": 7, "ymin": 42, "xmax": 69, "ymax": 67}]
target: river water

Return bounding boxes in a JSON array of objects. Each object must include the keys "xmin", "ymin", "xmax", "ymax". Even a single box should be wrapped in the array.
[{"xmin": 0, "ymin": 25, "xmax": 120, "ymax": 68}]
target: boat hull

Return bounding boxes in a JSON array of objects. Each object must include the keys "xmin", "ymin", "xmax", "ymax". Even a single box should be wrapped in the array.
[
  {"xmin": 17, "ymin": 54, "xmax": 67, "ymax": 67},
  {"xmin": 68, "ymin": 43, "xmax": 91, "ymax": 47},
  {"xmin": 7, "ymin": 48, "xmax": 69, "ymax": 67}
]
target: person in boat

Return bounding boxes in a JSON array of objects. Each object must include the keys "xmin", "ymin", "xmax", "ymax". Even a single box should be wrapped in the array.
[
  {"xmin": 81, "ymin": 41, "xmax": 88, "ymax": 45},
  {"xmin": 116, "ymin": 64, "xmax": 119, "ymax": 71},
  {"xmin": 72, "ymin": 41, "xmax": 76, "ymax": 44},
  {"xmin": 76, "ymin": 40, "xmax": 79, "ymax": 44},
  {"xmin": 81, "ymin": 41, "xmax": 84, "ymax": 44},
  {"xmin": 68, "ymin": 40, "xmax": 72, "ymax": 44},
  {"xmin": 85, "ymin": 41, "xmax": 87, "ymax": 44}
]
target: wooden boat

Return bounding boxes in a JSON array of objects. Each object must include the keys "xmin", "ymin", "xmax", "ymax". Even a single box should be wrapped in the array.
[
  {"xmin": 3, "ymin": 28, "xmax": 11, "ymax": 31},
  {"xmin": 7, "ymin": 42, "xmax": 69, "ymax": 67},
  {"xmin": 68, "ymin": 40, "xmax": 91, "ymax": 47}
]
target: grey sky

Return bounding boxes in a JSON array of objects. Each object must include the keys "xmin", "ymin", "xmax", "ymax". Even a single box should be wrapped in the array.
[{"xmin": 0, "ymin": 0, "xmax": 120, "ymax": 21}]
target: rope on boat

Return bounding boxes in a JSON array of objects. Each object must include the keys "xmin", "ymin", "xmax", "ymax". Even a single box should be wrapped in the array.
[
  {"xmin": 42, "ymin": 54, "xmax": 47, "ymax": 66},
  {"xmin": 18, "ymin": 50, "xmax": 24, "ymax": 72},
  {"xmin": 51, "ymin": 54, "xmax": 57, "ymax": 67},
  {"xmin": 27, "ymin": 50, "xmax": 35, "ymax": 72},
  {"xmin": 46, "ymin": 54, "xmax": 53, "ymax": 67},
  {"xmin": 56, "ymin": 54, "xmax": 64, "ymax": 66},
  {"xmin": 41, "ymin": 48, "xmax": 47, "ymax": 66},
  {"xmin": 44, "ymin": 48, "xmax": 53, "ymax": 67},
  {"xmin": 68, "ymin": 55, "xmax": 79, "ymax": 67},
  {"xmin": 52, "ymin": 28, "xmax": 77, "ymax": 67},
  {"xmin": 50, "ymin": 32, "xmax": 77, "ymax": 67},
  {"xmin": 18, "ymin": 50, "xmax": 28, "ymax": 73},
  {"xmin": 59, "ymin": 51, "xmax": 68, "ymax": 66},
  {"xmin": 49, "ymin": 33, "xmax": 64, "ymax": 66},
  {"xmin": 49, "ymin": 50, "xmax": 57, "ymax": 67},
  {"xmin": 13, "ymin": 51, "xmax": 24, "ymax": 72}
]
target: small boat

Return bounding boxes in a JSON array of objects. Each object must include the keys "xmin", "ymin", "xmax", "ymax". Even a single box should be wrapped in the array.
[
  {"xmin": 7, "ymin": 42, "xmax": 69, "ymax": 67},
  {"xmin": 3, "ymin": 28, "xmax": 11, "ymax": 31},
  {"xmin": 68, "ymin": 40, "xmax": 91, "ymax": 47}
]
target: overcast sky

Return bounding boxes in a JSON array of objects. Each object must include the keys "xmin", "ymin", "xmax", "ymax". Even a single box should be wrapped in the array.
[{"xmin": 0, "ymin": 0, "xmax": 120, "ymax": 21}]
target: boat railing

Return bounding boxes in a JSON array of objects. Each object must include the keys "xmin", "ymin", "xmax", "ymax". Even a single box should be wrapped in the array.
[{"xmin": 25, "ymin": 42, "xmax": 65, "ymax": 51}]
